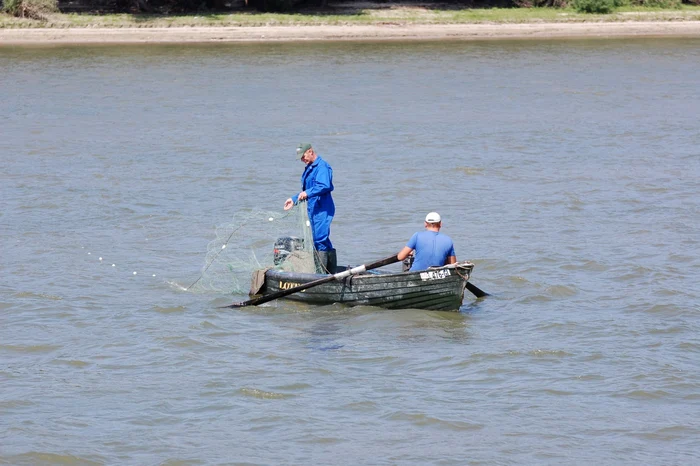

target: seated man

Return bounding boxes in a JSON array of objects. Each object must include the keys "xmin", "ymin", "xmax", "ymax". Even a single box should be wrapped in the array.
[{"xmin": 397, "ymin": 212, "xmax": 456, "ymax": 272}]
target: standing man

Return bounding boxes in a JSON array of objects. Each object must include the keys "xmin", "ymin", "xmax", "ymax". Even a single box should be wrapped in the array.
[
  {"xmin": 284, "ymin": 143, "xmax": 337, "ymax": 274},
  {"xmin": 397, "ymin": 212, "xmax": 456, "ymax": 272}
]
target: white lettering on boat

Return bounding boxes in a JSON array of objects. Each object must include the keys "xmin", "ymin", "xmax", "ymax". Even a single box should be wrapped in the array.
[
  {"xmin": 279, "ymin": 281, "xmax": 302, "ymax": 290},
  {"xmin": 420, "ymin": 269, "xmax": 451, "ymax": 281}
]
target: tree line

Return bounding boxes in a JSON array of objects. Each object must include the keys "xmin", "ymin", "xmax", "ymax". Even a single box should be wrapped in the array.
[{"xmin": 3, "ymin": 0, "xmax": 696, "ymax": 19}]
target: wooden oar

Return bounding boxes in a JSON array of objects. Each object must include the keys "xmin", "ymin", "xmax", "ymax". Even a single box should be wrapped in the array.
[
  {"xmin": 220, "ymin": 254, "xmax": 400, "ymax": 308},
  {"xmin": 466, "ymin": 281, "xmax": 489, "ymax": 298}
]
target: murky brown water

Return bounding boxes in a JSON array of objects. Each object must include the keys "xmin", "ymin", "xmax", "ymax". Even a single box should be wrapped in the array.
[{"xmin": 2, "ymin": 39, "xmax": 699, "ymax": 465}]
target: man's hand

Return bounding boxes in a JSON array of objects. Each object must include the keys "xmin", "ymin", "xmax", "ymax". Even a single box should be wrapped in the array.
[
  {"xmin": 284, "ymin": 198, "xmax": 294, "ymax": 211},
  {"xmin": 298, "ymin": 191, "xmax": 308, "ymax": 201}
]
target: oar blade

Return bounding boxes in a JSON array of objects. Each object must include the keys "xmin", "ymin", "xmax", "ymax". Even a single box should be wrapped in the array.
[
  {"xmin": 218, "ymin": 301, "xmax": 250, "ymax": 309},
  {"xmin": 466, "ymin": 281, "xmax": 489, "ymax": 298}
]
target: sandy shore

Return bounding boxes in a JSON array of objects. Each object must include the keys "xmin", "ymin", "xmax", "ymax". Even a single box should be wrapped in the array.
[{"xmin": 2, "ymin": 21, "xmax": 700, "ymax": 44}]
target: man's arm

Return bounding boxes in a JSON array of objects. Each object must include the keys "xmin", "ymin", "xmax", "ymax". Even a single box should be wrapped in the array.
[
  {"xmin": 446, "ymin": 242, "xmax": 456, "ymax": 264},
  {"xmin": 398, "ymin": 233, "xmax": 419, "ymax": 261},
  {"xmin": 397, "ymin": 246, "xmax": 414, "ymax": 261}
]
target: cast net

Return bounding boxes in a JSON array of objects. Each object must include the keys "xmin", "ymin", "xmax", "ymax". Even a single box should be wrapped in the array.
[{"xmin": 187, "ymin": 202, "xmax": 316, "ymax": 294}]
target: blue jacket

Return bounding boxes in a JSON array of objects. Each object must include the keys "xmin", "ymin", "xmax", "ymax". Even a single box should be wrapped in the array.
[{"xmin": 291, "ymin": 156, "xmax": 335, "ymax": 251}]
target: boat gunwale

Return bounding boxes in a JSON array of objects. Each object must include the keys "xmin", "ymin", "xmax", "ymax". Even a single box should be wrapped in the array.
[{"xmin": 265, "ymin": 260, "xmax": 475, "ymax": 282}]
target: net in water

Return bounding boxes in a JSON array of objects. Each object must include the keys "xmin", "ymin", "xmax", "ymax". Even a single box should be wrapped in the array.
[{"xmin": 189, "ymin": 203, "xmax": 316, "ymax": 294}]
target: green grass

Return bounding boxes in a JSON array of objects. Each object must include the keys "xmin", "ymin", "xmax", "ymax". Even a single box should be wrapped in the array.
[{"xmin": 2, "ymin": 5, "xmax": 700, "ymax": 28}]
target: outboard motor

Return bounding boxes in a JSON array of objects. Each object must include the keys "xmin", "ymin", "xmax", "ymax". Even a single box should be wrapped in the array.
[{"xmin": 273, "ymin": 236, "xmax": 304, "ymax": 265}]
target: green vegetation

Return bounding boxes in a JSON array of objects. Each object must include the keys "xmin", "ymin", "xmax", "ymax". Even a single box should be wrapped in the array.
[
  {"xmin": 640, "ymin": 0, "xmax": 683, "ymax": 6},
  {"xmin": 2, "ymin": 4, "xmax": 700, "ymax": 28},
  {"xmin": 572, "ymin": 0, "xmax": 616, "ymax": 13},
  {"xmin": 2, "ymin": 0, "xmax": 57, "ymax": 19},
  {"xmin": 570, "ymin": 0, "xmax": 684, "ymax": 11}
]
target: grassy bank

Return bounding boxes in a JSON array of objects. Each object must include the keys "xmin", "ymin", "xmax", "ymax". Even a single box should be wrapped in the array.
[{"xmin": 2, "ymin": 5, "xmax": 700, "ymax": 29}]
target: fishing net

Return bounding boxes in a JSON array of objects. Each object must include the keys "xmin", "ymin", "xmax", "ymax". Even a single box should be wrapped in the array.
[{"xmin": 187, "ymin": 202, "xmax": 316, "ymax": 294}]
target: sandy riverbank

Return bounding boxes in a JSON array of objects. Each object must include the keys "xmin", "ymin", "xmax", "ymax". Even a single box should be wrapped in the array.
[{"xmin": 2, "ymin": 21, "xmax": 700, "ymax": 44}]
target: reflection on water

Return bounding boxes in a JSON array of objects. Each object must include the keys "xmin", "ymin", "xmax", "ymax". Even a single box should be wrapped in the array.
[{"xmin": 2, "ymin": 39, "xmax": 700, "ymax": 465}]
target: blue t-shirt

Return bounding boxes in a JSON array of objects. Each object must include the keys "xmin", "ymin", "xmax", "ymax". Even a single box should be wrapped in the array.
[{"xmin": 406, "ymin": 231, "xmax": 456, "ymax": 271}]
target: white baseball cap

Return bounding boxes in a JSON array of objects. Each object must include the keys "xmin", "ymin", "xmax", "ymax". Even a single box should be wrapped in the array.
[{"xmin": 425, "ymin": 212, "xmax": 441, "ymax": 223}]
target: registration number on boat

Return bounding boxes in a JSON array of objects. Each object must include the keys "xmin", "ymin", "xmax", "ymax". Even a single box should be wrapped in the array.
[
  {"xmin": 279, "ymin": 281, "xmax": 302, "ymax": 290},
  {"xmin": 420, "ymin": 269, "xmax": 451, "ymax": 281}
]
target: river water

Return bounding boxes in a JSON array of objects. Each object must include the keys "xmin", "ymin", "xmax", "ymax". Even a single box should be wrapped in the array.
[{"xmin": 1, "ymin": 39, "xmax": 699, "ymax": 465}]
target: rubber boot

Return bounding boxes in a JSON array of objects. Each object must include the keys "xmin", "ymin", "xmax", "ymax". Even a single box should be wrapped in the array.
[
  {"xmin": 315, "ymin": 250, "xmax": 329, "ymax": 274},
  {"xmin": 327, "ymin": 249, "xmax": 337, "ymax": 274}
]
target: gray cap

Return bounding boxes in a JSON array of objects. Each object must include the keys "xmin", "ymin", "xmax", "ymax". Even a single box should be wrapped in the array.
[{"xmin": 296, "ymin": 143, "xmax": 312, "ymax": 158}]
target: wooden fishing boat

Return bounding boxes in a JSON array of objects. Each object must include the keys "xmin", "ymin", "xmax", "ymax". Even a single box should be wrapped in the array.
[{"xmin": 252, "ymin": 261, "xmax": 476, "ymax": 311}]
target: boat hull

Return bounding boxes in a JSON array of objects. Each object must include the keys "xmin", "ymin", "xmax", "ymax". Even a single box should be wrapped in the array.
[{"xmin": 259, "ymin": 261, "xmax": 474, "ymax": 311}]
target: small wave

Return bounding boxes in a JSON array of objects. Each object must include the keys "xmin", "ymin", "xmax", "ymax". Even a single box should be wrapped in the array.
[
  {"xmin": 385, "ymin": 412, "xmax": 483, "ymax": 431},
  {"xmin": 238, "ymin": 387, "xmax": 292, "ymax": 400},
  {"xmin": 544, "ymin": 285, "xmax": 577, "ymax": 298},
  {"xmin": 209, "ymin": 175, "xmax": 237, "ymax": 182},
  {"xmin": 1, "ymin": 344, "xmax": 60, "ymax": 353},
  {"xmin": 581, "ymin": 351, "xmax": 606, "ymax": 362},
  {"xmin": 51, "ymin": 359, "xmax": 90, "ymax": 368},
  {"xmin": 616, "ymin": 265, "xmax": 655, "ymax": 281},
  {"xmin": 308, "ymin": 343, "xmax": 345, "ymax": 351},
  {"xmin": 296, "ymin": 435, "xmax": 343, "ymax": 445},
  {"xmin": 469, "ymin": 351, "xmax": 522, "ymax": 362},
  {"xmin": 18, "ymin": 202, "xmax": 60, "ymax": 210},
  {"xmin": 468, "ymin": 349, "xmax": 571, "ymax": 362},
  {"xmin": 3, "ymin": 451, "xmax": 103, "ymax": 466},
  {"xmin": 541, "ymin": 389, "xmax": 574, "ymax": 396},
  {"xmin": 617, "ymin": 389, "xmax": 671, "ymax": 400},
  {"xmin": 679, "ymin": 342, "xmax": 700, "ymax": 351},
  {"xmin": 668, "ymin": 253, "xmax": 694, "ymax": 263},
  {"xmin": 157, "ymin": 336, "xmax": 204, "ymax": 348},
  {"xmin": 454, "ymin": 166, "xmax": 485, "ymax": 175},
  {"xmin": 632, "ymin": 425, "xmax": 699, "ymax": 441},
  {"xmin": 501, "ymin": 275, "xmax": 531, "ymax": 285},
  {"xmin": 641, "ymin": 304, "xmax": 683, "ymax": 316},
  {"xmin": 648, "ymin": 326, "xmax": 685, "ymax": 335},
  {"xmin": 537, "ymin": 321, "xmax": 579, "ymax": 331},
  {"xmin": 631, "ymin": 184, "xmax": 669, "ymax": 194},
  {"xmin": 339, "ymin": 401, "xmax": 379, "ymax": 412},
  {"xmin": 0, "ymin": 399, "xmax": 35, "ymax": 409},
  {"xmin": 152, "ymin": 305, "xmax": 187, "ymax": 314},
  {"xmin": 199, "ymin": 320, "xmax": 220, "ymax": 329},
  {"xmin": 516, "ymin": 294, "xmax": 554, "ymax": 304},
  {"xmin": 276, "ymin": 383, "xmax": 313, "ymax": 391},
  {"xmin": 528, "ymin": 349, "xmax": 573, "ymax": 358},
  {"xmin": 160, "ymin": 460, "xmax": 206, "ymax": 466},
  {"xmin": 13, "ymin": 291, "xmax": 62, "ymax": 301},
  {"xmin": 575, "ymin": 374, "xmax": 605, "ymax": 381},
  {"xmin": 560, "ymin": 260, "xmax": 608, "ymax": 272}
]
